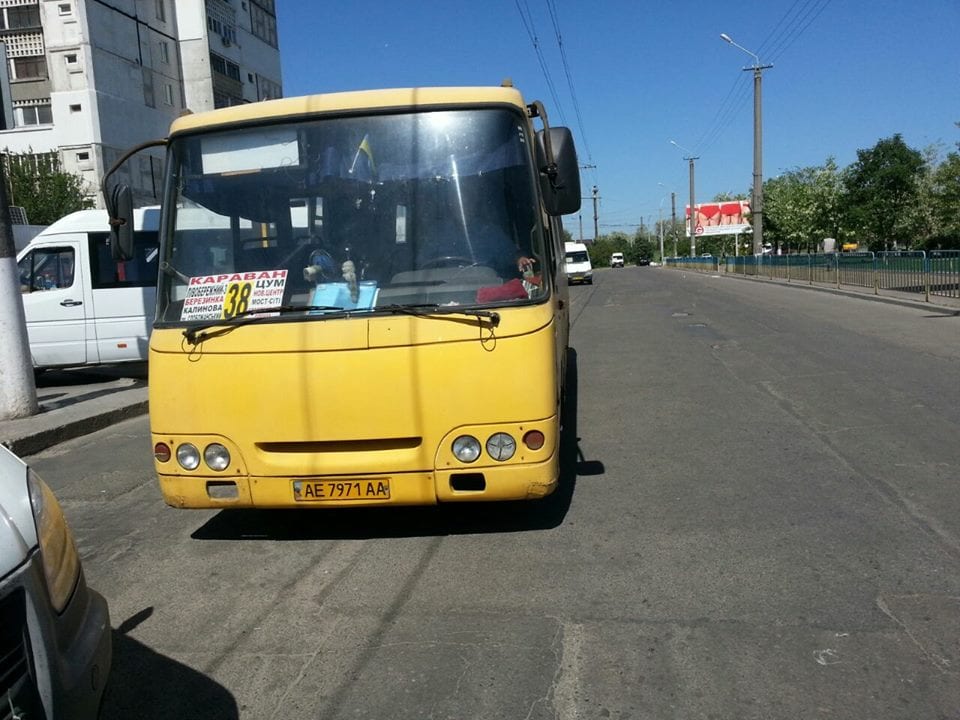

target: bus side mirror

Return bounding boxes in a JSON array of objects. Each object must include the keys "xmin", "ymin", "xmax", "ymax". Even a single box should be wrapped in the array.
[
  {"xmin": 106, "ymin": 184, "xmax": 134, "ymax": 261},
  {"xmin": 536, "ymin": 127, "xmax": 581, "ymax": 216}
]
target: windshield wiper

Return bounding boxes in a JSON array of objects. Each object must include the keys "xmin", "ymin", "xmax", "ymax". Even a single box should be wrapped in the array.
[
  {"xmin": 183, "ymin": 304, "xmax": 344, "ymax": 345},
  {"xmin": 374, "ymin": 304, "xmax": 500, "ymax": 327}
]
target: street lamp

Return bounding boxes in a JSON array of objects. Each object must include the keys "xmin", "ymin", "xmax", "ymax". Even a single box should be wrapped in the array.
[
  {"xmin": 657, "ymin": 182, "xmax": 671, "ymax": 262},
  {"xmin": 669, "ymin": 140, "xmax": 699, "ymax": 256},
  {"xmin": 720, "ymin": 33, "xmax": 772, "ymax": 256}
]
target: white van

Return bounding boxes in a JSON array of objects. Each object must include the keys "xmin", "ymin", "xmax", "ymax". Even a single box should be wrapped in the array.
[
  {"xmin": 17, "ymin": 207, "xmax": 160, "ymax": 370},
  {"xmin": 564, "ymin": 241, "xmax": 593, "ymax": 284}
]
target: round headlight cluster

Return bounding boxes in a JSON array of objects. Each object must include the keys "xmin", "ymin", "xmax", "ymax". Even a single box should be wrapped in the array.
[
  {"xmin": 176, "ymin": 443, "xmax": 200, "ymax": 470},
  {"xmin": 452, "ymin": 431, "xmax": 542, "ymax": 464},
  {"xmin": 156, "ymin": 442, "xmax": 231, "ymax": 472},
  {"xmin": 485, "ymin": 433, "xmax": 516, "ymax": 462},
  {"xmin": 204, "ymin": 443, "xmax": 231, "ymax": 471},
  {"xmin": 452, "ymin": 435, "xmax": 481, "ymax": 463}
]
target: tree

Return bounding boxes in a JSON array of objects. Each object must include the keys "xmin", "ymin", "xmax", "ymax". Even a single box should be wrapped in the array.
[
  {"xmin": 3, "ymin": 150, "xmax": 94, "ymax": 225},
  {"xmin": 629, "ymin": 231, "xmax": 655, "ymax": 264},
  {"xmin": 764, "ymin": 160, "xmax": 845, "ymax": 252},
  {"xmin": 927, "ymin": 151, "xmax": 960, "ymax": 248},
  {"xmin": 843, "ymin": 134, "xmax": 925, "ymax": 251}
]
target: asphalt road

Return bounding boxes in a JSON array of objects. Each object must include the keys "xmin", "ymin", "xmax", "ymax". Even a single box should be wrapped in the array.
[{"xmin": 28, "ymin": 267, "xmax": 960, "ymax": 719}]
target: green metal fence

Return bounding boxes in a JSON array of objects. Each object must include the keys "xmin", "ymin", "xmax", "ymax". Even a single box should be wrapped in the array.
[{"xmin": 667, "ymin": 251, "xmax": 960, "ymax": 304}]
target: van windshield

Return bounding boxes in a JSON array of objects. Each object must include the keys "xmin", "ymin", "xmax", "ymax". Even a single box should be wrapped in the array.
[
  {"xmin": 158, "ymin": 108, "xmax": 548, "ymax": 324},
  {"xmin": 566, "ymin": 251, "xmax": 589, "ymax": 263}
]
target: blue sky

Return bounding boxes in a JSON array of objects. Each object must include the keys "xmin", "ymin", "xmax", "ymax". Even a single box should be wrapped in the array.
[{"xmin": 276, "ymin": 1, "xmax": 960, "ymax": 236}]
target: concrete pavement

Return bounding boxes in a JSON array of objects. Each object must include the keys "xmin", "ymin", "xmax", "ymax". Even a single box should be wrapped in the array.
[{"xmin": 0, "ymin": 363, "xmax": 148, "ymax": 457}]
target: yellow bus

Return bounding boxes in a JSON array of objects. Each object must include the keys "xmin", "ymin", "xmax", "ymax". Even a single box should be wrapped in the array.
[{"xmin": 103, "ymin": 84, "xmax": 581, "ymax": 508}]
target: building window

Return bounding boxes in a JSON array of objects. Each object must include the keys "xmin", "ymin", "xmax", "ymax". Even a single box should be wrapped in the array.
[
  {"xmin": 213, "ymin": 90, "xmax": 244, "ymax": 109},
  {"xmin": 207, "ymin": 15, "xmax": 237, "ymax": 46},
  {"xmin": 158, "ymin": 41, "xmax": 169, "ymax": 64},
  {"xmin": 143, "ymin": 68, "xmax": 155, "ymax": 108},
  {"xmin": 58, "ymin": 3, "xmax": 73, "ymax": 17},
  {"xmin": 11, "ymin": 56, "xmax": 47, "ymax": 81},
  {"xmin": 163, "ymin": 84, "xmax": 174, "ymax": 106},
  {"xmin": 13, "ymin": 103, "xmax": 53, "ymax": 127},
  {"xmin": 76, "ymin": 151, "xmax": 89, "ymax": 162},
  {"xmin": 155, "ymin": 0, "xmax": 165, "ymax": 22},
  {"xmin": 257, "ymin": 75, "xmax": 282, "ymax": 101},
  {"xmin": 249, "ymin": 2, "xmax": 277, "ymax": 47},
  {"xmin": 0, "ymin": 5, "xmax": 41, "ymax": 30},
  {"xmin": 209, "ymin": 53, "xmax": 240, "ymax": 82},
  {"xmin": 69, "ymin": 103, "xmax": 81, "ymax": 112}
]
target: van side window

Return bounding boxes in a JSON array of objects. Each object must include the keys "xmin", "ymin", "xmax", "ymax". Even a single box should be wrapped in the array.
[
  {"xmin": 18, "ymin": 247, "xmax": 75, "ymax": 292},
  {"xmin": 90, "ymin": 231, "xmax": 159, "ymax": 288}
]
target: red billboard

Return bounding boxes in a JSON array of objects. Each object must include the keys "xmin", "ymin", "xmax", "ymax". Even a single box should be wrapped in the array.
[{"xmin": 685, "ymin": 200, "xmax": 751, "ymax": 237}]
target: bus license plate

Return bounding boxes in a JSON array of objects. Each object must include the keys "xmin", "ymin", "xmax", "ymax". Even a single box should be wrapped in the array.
[{"xmin": 293, "ymin": 479, "xmax": 391, "ymax": 502}]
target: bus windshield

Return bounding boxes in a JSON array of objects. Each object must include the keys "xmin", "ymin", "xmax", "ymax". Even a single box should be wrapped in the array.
[{"xmin": 159, "ymin": 108, "xmax": 548, "ymax": 324}]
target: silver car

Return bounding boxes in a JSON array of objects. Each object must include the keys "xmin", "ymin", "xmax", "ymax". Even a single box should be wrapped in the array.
[{"xmin": 0, "ymin": 444, "xmax": 111, "ymax": 719}]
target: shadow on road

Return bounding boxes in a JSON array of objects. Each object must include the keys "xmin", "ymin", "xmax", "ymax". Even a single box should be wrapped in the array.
[
  {"xmin": 190, "ymin": 349, "xmax": 591, "ymax": 541},
  {"xmin": 100, "ymin": 607, "xmax": 238, "ymax": 720},
  {"xmin": 35, "ymin": 362, "xmax": 148, "ymax": 387}
]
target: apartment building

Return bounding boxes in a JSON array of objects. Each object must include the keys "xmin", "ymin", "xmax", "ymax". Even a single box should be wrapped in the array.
[{"xmin": 0, "ymin": 0, "xmax": 283, "ymax": 208}]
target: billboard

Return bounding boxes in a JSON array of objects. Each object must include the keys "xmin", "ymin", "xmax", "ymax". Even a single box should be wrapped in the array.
[{"xmin": 685, "ymin": 200, "xmax": 751, "ymax": 237}]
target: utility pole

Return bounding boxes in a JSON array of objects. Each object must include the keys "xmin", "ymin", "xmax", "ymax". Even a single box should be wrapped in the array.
[
  {"xmin": 577, "ymin": 164, "xmax": 596, "ymax": 244},
  {"xmin": 687, "ymin": 155, "xmax": 698, "ymax": 257},
  {"xmin": 721, "ymin": 33, "xmax": 772, "ymax": 255},
  {"xmin": 670, "ymin": 140, "xmax": 699, "ymax": 256},
  {"xmin": 657, "ymin": 182, "xmax": 671, "ymax": 262},
  {"xmin": 592, "ymin": 185, "xmax": 599, "ymax": 242},
  {"xmin": 0, "ymin": 160, "xmax": 39, "ymax": 420},
  {"xmin": 658, "ymin": 204, "xmax": 664, "ymax": 262},
  {"xmin": 671, "ymin": 192, "xmax": 678, "ymax": 258}
]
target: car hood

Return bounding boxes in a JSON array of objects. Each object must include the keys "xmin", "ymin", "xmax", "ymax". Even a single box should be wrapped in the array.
[{"xmin": 0, "ymin": 447, "xmax": 38, "ymax": 579}]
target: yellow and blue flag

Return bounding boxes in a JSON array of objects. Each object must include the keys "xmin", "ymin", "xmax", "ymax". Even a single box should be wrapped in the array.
[{"xmin": 348, "ymin": 134, "xmax": 376, "ymax": 180}]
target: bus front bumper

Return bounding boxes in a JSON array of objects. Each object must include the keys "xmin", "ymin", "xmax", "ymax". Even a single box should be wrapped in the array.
[{"xmin": 157, "ymin": 456, "xmax": 558, "ymax": 509}]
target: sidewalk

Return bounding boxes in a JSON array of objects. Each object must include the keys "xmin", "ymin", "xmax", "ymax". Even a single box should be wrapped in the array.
[
  {"xmin": 716, "ymin": 270, "xmax": 960, "ymax": 314},
  {"xmin": 0, "ymin": 364, "xmax": 149, "ymax": 457}
]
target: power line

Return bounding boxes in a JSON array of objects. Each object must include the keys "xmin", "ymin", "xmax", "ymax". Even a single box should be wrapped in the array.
[
  {"xmin": 766, "ymin": 0, "xmax": 832, "ymax": 63},
  {"xmin": 692, "ymin": 0, "xmax": 831, "ymax": 158},
  {"xmin": 544, "ymin": 0, "xmax": 595, "ymax": 171},
  {"xmin": 514, "ymin": 0, "xmax": 567, "ymax": 126}
]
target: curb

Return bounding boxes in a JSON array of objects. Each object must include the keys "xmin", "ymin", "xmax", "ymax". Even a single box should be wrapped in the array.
[{"xmin": 1, "ymin": 392, "xmax": 149, "ymax": 457}]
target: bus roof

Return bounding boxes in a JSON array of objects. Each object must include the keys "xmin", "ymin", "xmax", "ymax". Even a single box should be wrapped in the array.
[{"xmin": 169, "ymin": 86, "xmax": 528, "ymax": 136}]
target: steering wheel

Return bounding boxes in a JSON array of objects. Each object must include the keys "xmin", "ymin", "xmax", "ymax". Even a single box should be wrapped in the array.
[{"xmin": 420, "ymin": 255, "xmax": 478, "ymax": 269}]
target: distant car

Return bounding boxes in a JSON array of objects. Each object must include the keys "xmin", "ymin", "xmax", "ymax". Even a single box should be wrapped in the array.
[
  {"xmin": 0, "ymin": 444, "xmax": 111, "ymax": 719},
  {"xmin": 637, "ymin": 258, "xmax": 651, "ymax": 266},
  {"xmin": 610, "ymin": 252, "xmax": 624, "ymax": 268}
]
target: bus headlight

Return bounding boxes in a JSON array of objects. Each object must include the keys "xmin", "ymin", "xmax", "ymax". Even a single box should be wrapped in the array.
[
  {"xmin": 485, "ymin": 433, "xmax": 516, "ymax": 462},
  {"xmin": 176, "ymin": 443, "xmax": 201, "ymax": 470},
  {"xmin": 204, "ymin": 443, "xmax": 231, "ymax": 471},
  {"xmin": 28, "ymin": 470, "xmax": 80, "ymax": 613},
  {"xmin": 452, "ymin": 435, "xmax": 481, "ymax": 463}
]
